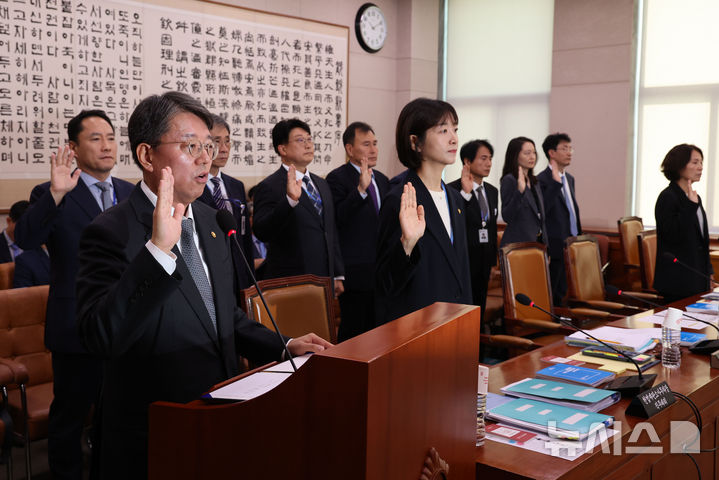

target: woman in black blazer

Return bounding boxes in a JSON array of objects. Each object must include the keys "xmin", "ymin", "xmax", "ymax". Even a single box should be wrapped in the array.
[
  {"xmin": 375, "ymin": 98, "xmax": 472, "ymax": 325},
  {"xmin": 499, "ymin": 136, "xmax": 548, "ymax": 248},
  {"xmin": 654, "ymin": 143, "xmax": 713, "ymax": 302}
]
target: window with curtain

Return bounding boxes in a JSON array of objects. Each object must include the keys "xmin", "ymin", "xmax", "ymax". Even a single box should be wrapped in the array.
[
  {"xmin": 634, "ymin": 0, "xmax": 718, "ymax": 228},
  {"xmin": 444, "ymin": 0, "xmax": 555, "ymax": 205}
]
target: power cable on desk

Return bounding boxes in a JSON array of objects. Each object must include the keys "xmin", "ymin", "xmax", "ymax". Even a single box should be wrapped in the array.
[{"xmin": 672, "ymin": 391, "xmax": 703, "ymax": 479}]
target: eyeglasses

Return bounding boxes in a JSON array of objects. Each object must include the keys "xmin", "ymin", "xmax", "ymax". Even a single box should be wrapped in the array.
[
  {"xmin": 154, "ymin": 140, "xmax": 218, "ymax": 160},
  {"xmin": 291, "ymin": 136, "xmax": 313, "ymax": 146},
  {"xmin": 558, "ymin": 146, "xmax": 574, "ymax": 153},
  {"xmin": 213, "ymin": 139, "xmax": 232, "ymax": 147}
]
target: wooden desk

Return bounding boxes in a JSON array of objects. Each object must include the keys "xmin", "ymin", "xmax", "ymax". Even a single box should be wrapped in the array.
[{"xmin": 476, "ymin": 297, "xmax": 719, "ymax": 479}]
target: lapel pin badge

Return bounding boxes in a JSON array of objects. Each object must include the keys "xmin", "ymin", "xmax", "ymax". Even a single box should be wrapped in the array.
[
  {"xmin": 211, "ymin": 231, "xmax": 217, "ymax": 238},
  {"xmin": 458, "ymin": 208, "xmax": 462, "ymax": 214}
]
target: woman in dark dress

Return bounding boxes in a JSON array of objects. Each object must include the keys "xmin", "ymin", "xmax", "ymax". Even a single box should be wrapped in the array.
[
  {"xmin": 653, "ymin": 143, "xmax": 713, "ymax": 302},
  {"xmin": 375, "ymin": 98, "xmax": 472, "ymax": 325},
  {"xmin": 499, "ymin": 136, "xmax": 548, "ymax": 248}
]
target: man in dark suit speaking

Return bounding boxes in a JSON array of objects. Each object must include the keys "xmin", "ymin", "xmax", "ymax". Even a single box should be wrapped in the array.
[
  {"xmin": 76, "ymin": 92, "xmax": 331, "ymax": 479},
  {"xmin": 326, "ymin": 122, "xmax": 389, "ymax": 341},
  {"xmin": 448, "ymin": 139, "xmax": 498, "ymax": 322}
]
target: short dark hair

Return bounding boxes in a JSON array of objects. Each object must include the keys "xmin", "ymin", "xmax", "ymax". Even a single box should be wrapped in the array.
[
  {"xmin": 128, "ymin": 91, "xmax": 213, "ymax": 169},
  {"xmin": 502, "ymin": 136, "xmax": 538, "ymax": 184},
  {"xmin": 460, "ymin": 139, "xmax": 494, "ymax": 165},
  {"xmin": 67, "ymin": 110, "xmax": 114, "ymax": 144},
  {"xmin": 342, "ymin": 121, "xmax": 375, "ymax": 147},
  {"xmin": 271, "ymin": 118, "xmax": 311, "ymax": 155},
  {"xmin": 210, "ymin": 113, "xmax": 230, "ymax": 134},
  {"xmin": 395, "ymin": 97, "xmax": 458, "ymax": 170},
  {"xmin": 661, "ymin": 143, "xmax": 703, "ymax": 181},
  {"xmin": 9, "ymin": 200, "xmax": 29, "ymax": 222},
  {"xmin": 541, "ymin": 132, "xmax": 572, "ymax": 159}
]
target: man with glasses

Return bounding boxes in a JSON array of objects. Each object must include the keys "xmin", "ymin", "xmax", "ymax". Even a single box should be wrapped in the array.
[
  {"xmin": 197, "ymin": 114, "xmax": 255, "ymax": 290},
  {"xmin": 253, "ymin": 118, "xmax": 345, "ymax": 294},
  {"xmin": 15, "ymin": 110, "xmax": 134, "ymax": 480},
  {"xmin": 76, "ymin": 92, "xmax": 331, "ymax": 479},
  {"xmin": 538, "ymin": 132, "xmax": 582, "ymax": 305}
]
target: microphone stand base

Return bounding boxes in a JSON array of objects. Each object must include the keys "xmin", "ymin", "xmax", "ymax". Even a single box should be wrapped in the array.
[
  {"xmin": 606, "ymin": 374, "xmax": 657, "ymax": 397},
  {"xmin": 689, "ymin": 339, "xmax": 719, "ymax": 355}
]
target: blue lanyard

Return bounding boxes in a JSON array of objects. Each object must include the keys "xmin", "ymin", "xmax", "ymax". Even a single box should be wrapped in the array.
[{"xmin": 440, "ymin": 182, "xmax": 454, "ymax": 244}]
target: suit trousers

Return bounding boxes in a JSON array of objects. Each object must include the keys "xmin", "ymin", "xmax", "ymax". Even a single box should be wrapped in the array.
[
  {"xmin": 549, "ymin": 256, "xmax": 568, "ymax": 306},
  {"xmin": 337, "ymin": 290, "xmax": 376, "ymax": 342},
  {"xmin": 48, "ymin": 352, "xmax": 103, "ymax": 480}
]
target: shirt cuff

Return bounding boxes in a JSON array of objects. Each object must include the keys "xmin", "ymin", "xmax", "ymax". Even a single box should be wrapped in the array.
[
  {"xmin": 460, "ymin": 190, "xmax": 473, "ymax": 201},
  {"xmin": 333, "ymin": 276, "xmax": 345, "ymax": 281},
  {"xmin": 286, "ymin": 195, "xmax": 299, "ymax": 207},
  {"xmin": 145, "ymin": 240, "xmax": 177, "ymax": 275},
  {"xmin": 358, "ymin": 189, "xmax": 368, "ymax": 199},
  {"xmin": 281, "ymin": 338, "xmax": 293, "ymax": 360}
]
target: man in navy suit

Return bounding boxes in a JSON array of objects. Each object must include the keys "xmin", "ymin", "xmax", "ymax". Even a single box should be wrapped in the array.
[
  {"xmin": 253, "ymin": 119, "xmax": 344, "ymax": 294},
  {"xmin": 448, "ymin": 140, "xmax": 498, "ymax": 322},
  {"xmin": 0, "ymin": 200, "xmax": 29, "ymax": 263},
  {"xmin": 75, "ymin": 92, "xmax": 330, "ymax": 479},
  {"xmin": 13, "ymin": 246, "xmax": 50, "ymax": 288},
  {"xmin": 326, "ymin": 122, "xmax": 389, "ymax": 341},
  {"xmin": 538, "ymin": 133, "xmax": 582, "ymax": 305},
  {"xmin": 197, "ymin": 114, "xmax": 254, "ymax": 291},
  {"xmin": 14, "ymin": 110, "xmax": 134, "ymax": 480}
]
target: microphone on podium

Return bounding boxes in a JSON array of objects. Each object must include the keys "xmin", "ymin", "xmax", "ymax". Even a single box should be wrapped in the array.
[
  {"xmin": 216, "ymin": 209, "xmax": 297, "ymax": 372},
  {"xmin": 515, "ymin": 293, "xmax": 656, "ymax": 396}
]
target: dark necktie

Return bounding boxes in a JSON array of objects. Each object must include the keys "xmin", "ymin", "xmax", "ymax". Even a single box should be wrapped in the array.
[
  {"xmin": 302, "ymin": 176, "xmax": 323, "ymax": 216},
  {"xmin": 211, "ymin": 177, "xmax": 231, "ymax": 212},
  {"xmin": 367, "ymin": 178, "xmax": 379, "ymax": 214},
  {"xmin": 561, "ymin": 175, "xmax": 579, "ymax": 236},
  {"xmin": 180, "ymin": 218, "xmax": 217, "ymax": 332},
  {"xmin": 96, "ymin": 181, "xmax": 113, "ymax": 211},
  {"xmin": 476, "ymin": 185, "xmax": 489, "ymax": 222}
]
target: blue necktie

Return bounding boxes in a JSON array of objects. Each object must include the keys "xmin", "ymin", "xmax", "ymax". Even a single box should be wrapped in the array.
[
  {"xmin": 211, "ymin": 177, "xmax": 231, "ymax": 212},
  {"xmin": 96, "ymin": 181, "xmax": 113, "ymax": 211},
  {"xmin": 302, "ymin": 176, "xmax": 323, "ymax": 216},
  {"xmin": 562, "ymin": 175, "xmax": 579, "ymax": 236}
]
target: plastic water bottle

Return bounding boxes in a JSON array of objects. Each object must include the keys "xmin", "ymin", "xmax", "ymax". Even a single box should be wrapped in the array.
[{"xmin": 661, "ymin": 307, "xmax": 682, "ymax": 369}]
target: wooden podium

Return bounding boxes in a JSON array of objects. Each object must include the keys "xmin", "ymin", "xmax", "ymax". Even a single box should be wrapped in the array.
[{"xmin": 149, "ymin": 302, "xmax": 480, "ymax": 479}]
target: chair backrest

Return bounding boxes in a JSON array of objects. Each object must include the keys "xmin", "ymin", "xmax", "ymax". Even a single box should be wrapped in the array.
[
  {"xmin": 0, "ymin": 262, "xmax": 14, "ymax": 290},
  {"xmin": 637, "ymin": 230, "xmax": 657, "ymax": 290},
  {"xmin": 240, "ymin": 274, "xmax": 337, "ymax": 343},
  {"xmin": 499, "ymin": 242, "xmax": 553, "ymax": 322},
  {"xmin": 617, "ymin": 216, "xmax": 643, "ymax": 267},
  {"xmin": 565, "ymin": 235, "xmax": 605, "ymax": 302},
  {"xmin": 0, "ymin": 285, "xmax": 52, "ymax": 386}
]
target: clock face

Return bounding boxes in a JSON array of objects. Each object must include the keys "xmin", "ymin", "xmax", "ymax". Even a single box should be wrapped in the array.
[{"xmin": 356, "ymin": 4, "xmax": 387, "ymax": 53}]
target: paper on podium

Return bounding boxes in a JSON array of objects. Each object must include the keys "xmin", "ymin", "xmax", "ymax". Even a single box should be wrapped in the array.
[{"xmin": 208, "ymin": 354, "xmax": 312, "ymax": 401}]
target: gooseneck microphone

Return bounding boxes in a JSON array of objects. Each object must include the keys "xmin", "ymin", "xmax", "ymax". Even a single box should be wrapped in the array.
[
  {"xmin": 515, "ymin": 293, "xmax": 656, "ymax": 396},
  {"xmin": 606, "ymin": 284, "xmax": 719, "ymax": 355},
  {"xmin": 216, "ymin": 209, "xmax": 297, "ymax": 372},
  {"xmin": 663, "ymin": 252, "xmax": 713, "ymax": 284}
]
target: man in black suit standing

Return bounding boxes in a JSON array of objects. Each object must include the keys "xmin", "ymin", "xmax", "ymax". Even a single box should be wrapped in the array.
[
  {"xmin": 448, "ymin": 139, "xmax": 498, "ymax": 323},
  {"xmin": 538, "ymin": 132, "xmax": 582, "ymax": 305},
  {"xmin": 14, "ymin": 110, "xmax": 134, "ymax": 480},
  {"xmin": 253, "ymin": 119, "xmax": 344, "ymax": 294},
  {"xmin": 76, "ymin": 92, "xmax": 331, "ymax": 479},
  {"xmin": 197, "ymin": 114, "xmax": 254, "ymax": 291},
  {"xmin": 0, "ymin": 200, "xmax": 29, "ymax": 263},
  {"xmin": 326, "ymin": 122, "xmax": 389, "ymax": 341}
]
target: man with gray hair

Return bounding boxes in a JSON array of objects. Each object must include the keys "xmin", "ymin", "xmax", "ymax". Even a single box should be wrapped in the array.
[{"xmin": 76, "ymin": 91, "xmax": 331, "ymax": 479}]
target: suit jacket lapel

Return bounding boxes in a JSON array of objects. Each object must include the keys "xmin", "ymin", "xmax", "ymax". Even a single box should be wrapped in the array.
[
  {"xmin": 68, "ymin": 179, "xmax": 102, "ymax": 220},
  {"xmin": 412, "ymin": 173, "xmax": 462, "ymax": 284}
]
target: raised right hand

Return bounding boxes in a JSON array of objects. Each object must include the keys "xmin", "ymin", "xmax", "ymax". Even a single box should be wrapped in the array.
[
  {"xmin": 287, "ymin": 164, "xmax": 303, "ymax": 202},
  {"xmin": 517, "ymin": 166, "xmax": 527, "ymax": 193},
  {"xmin": 49, "ymin": 145, "xmax": 81, "ymax": 205},
  {"xmin": 358, "ymin": 157, "xmax": 372, "ymax": 194},
  {"xmin": 399, "ymin": 182, "xmax": 425, "ymax": 256},
  {"xmin": 151, "ymin": 167, "xmax": 185, "ymax": 255}
]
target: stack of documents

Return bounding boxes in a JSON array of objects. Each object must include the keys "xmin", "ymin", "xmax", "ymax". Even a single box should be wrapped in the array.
[
  {"xmin": 486, "ymin": 395, "xmax": 614, "ymax": 440},
  {"xmin": 501, "ymin": 378, "xmax": 620, "ymax": 412},
  {"xmin": 565, "ymin": 326, "xmax": 658, "ymax": 353},
  {"xmin": 685, "ymin": 301, "xmax": 719, "ymax": 315},
  {"xmin": 535, "ymin": 364, "xmax": 615, "ymax": 387}
]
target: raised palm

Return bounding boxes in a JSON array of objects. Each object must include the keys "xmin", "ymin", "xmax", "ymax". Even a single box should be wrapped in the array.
[{"xmin": 399, "ymin": 182, "xmax": 425, "ymax": 256}]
